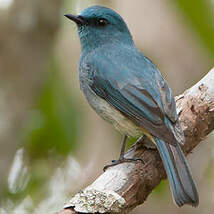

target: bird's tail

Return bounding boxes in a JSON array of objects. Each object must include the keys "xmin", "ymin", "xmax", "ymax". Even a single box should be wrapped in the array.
[{"xmin": 155, "ymin": 138, "xmax": 199, "ymax": 207}]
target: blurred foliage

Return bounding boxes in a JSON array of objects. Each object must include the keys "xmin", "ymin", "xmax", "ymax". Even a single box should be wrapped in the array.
[
  {"xmin": 127, "ymin": 137, "xmax": 138, "ymax": 149},
  {"xmin": 1, "ymin": 57, "xmax": 81, "ymax": 205},
  {"xmin": 23, "ymin": 58, "xmax": 79, "ymax": 159},
  {"xmin": 173, "ymin": 0, "xmax": 214, "ymax": 57},
  {"xmin": 152, "ymin": 180, "xmax": 168, "ymax": 196}
]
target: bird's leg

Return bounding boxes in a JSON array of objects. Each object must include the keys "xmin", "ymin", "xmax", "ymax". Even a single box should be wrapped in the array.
[
  {"xmin": 103, "ymin": 135, "xmax": 144, "ymax": 171},
  {"xmin": 119, "ymin": 135, "xmax": 128, "ymax": 159}
]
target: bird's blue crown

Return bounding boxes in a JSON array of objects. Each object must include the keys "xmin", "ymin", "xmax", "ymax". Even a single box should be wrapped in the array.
[{"xmin": 76, "ymin": 6, "xmax": 134, "ymax": 52}]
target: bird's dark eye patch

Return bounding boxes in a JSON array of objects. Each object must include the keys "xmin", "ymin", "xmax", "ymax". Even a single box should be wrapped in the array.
[{"xmin": 95, "ymin": 18, "xmax": 109, "ymax": 27}]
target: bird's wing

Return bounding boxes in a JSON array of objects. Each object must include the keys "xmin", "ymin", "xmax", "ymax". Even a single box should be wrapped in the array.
[
  {"xmin": 88, "ymin": 58, "xmax": 179, "ymax": 145},
  {"xmin": 155, "ymin": 72, "xmax": 178, "ymax": 123},
  {"xmin": 155, "ymin": 73, "xmax": 185, "ymax": 145}
]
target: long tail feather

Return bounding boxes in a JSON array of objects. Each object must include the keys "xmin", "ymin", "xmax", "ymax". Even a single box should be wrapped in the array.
[{"xmin": 155, "ymin": 138, "xmax": 199, "ymax": 207}]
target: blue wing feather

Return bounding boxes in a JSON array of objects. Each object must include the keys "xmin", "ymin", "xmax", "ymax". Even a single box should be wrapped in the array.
[{"xmin": 85, "ymin": 45, "xmax": 184, "ymax": 144}]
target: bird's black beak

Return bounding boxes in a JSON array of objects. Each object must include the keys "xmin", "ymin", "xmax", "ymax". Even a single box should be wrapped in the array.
[{"xmin": 64, "ymin": 14, "xmax": 85, "ymax": 25}]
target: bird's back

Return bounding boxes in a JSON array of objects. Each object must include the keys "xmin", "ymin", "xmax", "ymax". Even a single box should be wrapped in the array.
[{"xmin": 79, "ymin": 43, "xmax": 184, "ymax": 145}]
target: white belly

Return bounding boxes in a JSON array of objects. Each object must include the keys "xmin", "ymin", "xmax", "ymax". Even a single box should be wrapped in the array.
[{"xmin": 84, "ymin": 87, "xmax": 142, "ymax": 137}]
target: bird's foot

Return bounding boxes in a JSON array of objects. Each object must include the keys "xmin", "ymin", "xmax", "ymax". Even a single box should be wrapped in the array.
[{"xmin": 103, "ymin": 157, "xmax": 144, "ymax": 171}]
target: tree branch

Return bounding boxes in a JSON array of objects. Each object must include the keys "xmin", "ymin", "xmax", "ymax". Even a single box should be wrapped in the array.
[{"xmin": 57, "ymin": 68, "xmax": 214, "ymax": 214}]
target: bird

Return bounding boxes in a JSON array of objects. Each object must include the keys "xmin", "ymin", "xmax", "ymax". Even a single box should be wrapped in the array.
[{"xmin": 65, "ymin": 5, "xmax": 199, "ymax": 207}]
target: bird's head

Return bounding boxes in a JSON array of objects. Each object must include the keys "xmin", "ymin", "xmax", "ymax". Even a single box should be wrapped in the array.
[{"xmin": 65, "ymin": 6, "xmax": 134, "ymax": 52}]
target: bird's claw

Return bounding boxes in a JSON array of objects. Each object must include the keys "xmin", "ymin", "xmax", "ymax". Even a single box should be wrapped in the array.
[{"xmin": 103, "ymin": 157, "xmax": 144, "ymax": 171}]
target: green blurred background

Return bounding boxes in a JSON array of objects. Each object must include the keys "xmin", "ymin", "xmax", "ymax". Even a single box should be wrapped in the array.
[{"xmin": 0, "ymin": 0, "xmax": 213, "ymax": 213}]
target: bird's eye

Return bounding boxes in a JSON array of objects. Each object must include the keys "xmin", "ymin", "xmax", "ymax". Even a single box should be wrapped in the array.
[{"xmin": 96, "ymin": 18, "xmax": 108, "ymax": 27}]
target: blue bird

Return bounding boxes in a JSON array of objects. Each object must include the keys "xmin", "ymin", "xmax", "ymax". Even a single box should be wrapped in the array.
[{"xmin": 65, "ymin": 6, "xmax": 199, "ymax": 207}]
